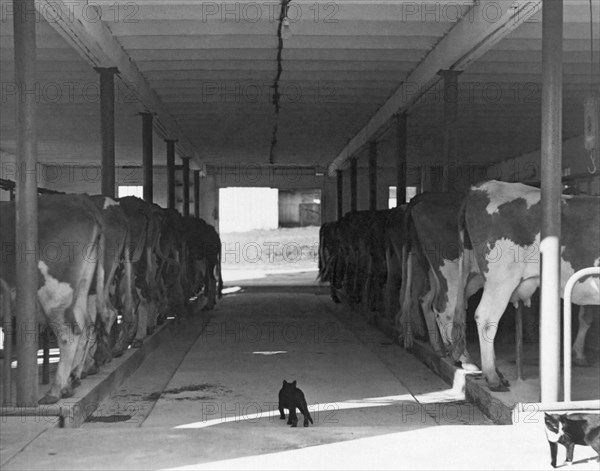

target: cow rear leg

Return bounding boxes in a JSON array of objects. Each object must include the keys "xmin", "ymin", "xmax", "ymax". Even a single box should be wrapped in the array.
[
  {"xmin": 420, "ymin": 288, "xmax": 443, "ymax": 355},
  {"xmin": 40, "ymin": 330, "xmax": 80, "ymax": 404},
  {"xmin": 572, "ymin": 306, "xmax": 594, "ymax": 366},
  {"xmin": 475, "ymin": 288, "xmax": 515, "ymax": 392}
]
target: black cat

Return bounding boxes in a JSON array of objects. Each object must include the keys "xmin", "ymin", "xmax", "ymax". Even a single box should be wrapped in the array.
[
  {"xmin": 278, "ymin": 380, "xmax": 314, "ymax": 427},
  {"xmin": 544, "ymin": 412, "xmax": 600, "ymax": 468}
]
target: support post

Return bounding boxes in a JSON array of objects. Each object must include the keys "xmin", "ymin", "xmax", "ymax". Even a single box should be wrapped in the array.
[
  {"xmin": 438, "ymin": 70, "xmax": 461, "ymax": 192},
  {"xmin": 539, "ymin": 0, "xmax": 563, "ymax": 404},
  {"xmin": 368, "ymin": 142, "xmax": 377, "ymax": 211},
  {"xmin": 336, "ymin": 170, "xmax": 343, "ymax": 219},
  {"xmin": 166, "ymin": 139, "xmax": 176, "ymax": 210},
  {"xmin": 182, "ymin": 157, "xmax": 190, "ymax": 217},
  {"xmin": 95, "ymin": 67, "xmax": 118, "ymax": 198},
  {"xmin": 350, "ymin": 158, "xmax": 357, "ymax": 212},
  {"xmin": 194, "ymin": 170, "xmax": 200, "ymax": 218},
  {"xmin": 396, "ymin": 113, "xmax": 408, "ymax": 205},
  {"xmin": 13, "ymin": 0, "xmax": 39, "ymax": 406},
  {"xmin": 516, "ymin": 302, "xmax": 524, "ymax": 381},
  {"xmin": 141, "ymin": 112, "xmax": 153, "ymax": 203}
]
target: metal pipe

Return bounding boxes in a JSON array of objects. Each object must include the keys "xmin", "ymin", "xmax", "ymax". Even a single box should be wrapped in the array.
[
  {"xmin": 96, "ymin": 67, "xmax": 117, "ymax": 198},
  {"xmin": 166, "ymin": 140, "xmax": 176, "ymax": 210},
  {"xmin": 396, "ymin": 113, "xmax": 407, "ymax": 206},
  {"xmin": 539, "ymin": 0, "xmax": 563, "ymax": 404},
  {"xmin": 2, "ymin": 313, "xmax": 13, "ymax": 404},
  {"xmin": 182, "ymin": 157, "xmax": 190, "ymax": 217},
  {"xmin": 516, "ymin": 301, "xmax": 524, "ymax": 381},
  {"xmin": 194, "ymin": 170, "xmax": 200, "ymax": 218},
  {"xmin": 350, "ymin": 158, "xmax": 357, "ymax": 212},
  {"xmin": 563, "ymin": 267, "xmax": 600, "ymax": 402},
  {"xmin": 515, "ymin": 400, "xmax": 600, "ymax": 413},
  {"xmin": 369, "ymin": 142, "xmax": 377, "ymax": 211},
  {"xmin": 141, "ymin": 113, "xmax": 153, "ymax": 203},
  {"xmin": 13, "ymin": 0, "xmax": 39, "ymax": 406},
  {"xmin": 336, "ymin": 170, "xmax": 343, "ymax": 219}
]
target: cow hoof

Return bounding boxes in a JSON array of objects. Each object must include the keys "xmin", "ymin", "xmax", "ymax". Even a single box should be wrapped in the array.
[
  {"xmin": 131, "ymin": 339, "xmax": 143, "ymax": 349},
  {"xmin": 70, "ymin": 378, "xmax": 81, "ymax": 388},
  {"xmin": 461, "ymin": 362, "xmax": 481, "ymax": 373},
  {"xmin": 87, "ymin": 364, "xmax": 99, "ymax": 376},
  {"xmin": 112, "ymin": 348, "xmax": 125, "ymax": 358},
  {"xmin": 39, "ymin": 393, "xmax": 60, "ymax": 405},
  {"xmin": 61, "ymin": 386, "xmax": 75, "ymax": 398},
  {"xmin": 488, "ymin": 382, "xmax": 510, "ymax": 392},
  {"xmin": 147, "ymin": 326, "xmax": 156, "ymax": 335},
  {"xmin": 304, "ymin": 422, "xmax": 309, "ymax": 427}
]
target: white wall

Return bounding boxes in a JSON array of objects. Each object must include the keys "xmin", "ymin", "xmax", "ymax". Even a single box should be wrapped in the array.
[{"xmin": 219, "ymin": 187, "xmax": 279, "ymax": 233}]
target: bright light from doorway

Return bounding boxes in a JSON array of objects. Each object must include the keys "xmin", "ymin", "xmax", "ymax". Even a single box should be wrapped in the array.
[
  {"xmin": 118, "ymin": 185, "xmax": 144, "ymax": 198},
  {"xmin": 388, "ymin": 186, "xmax": 417, "ymax": 208}
]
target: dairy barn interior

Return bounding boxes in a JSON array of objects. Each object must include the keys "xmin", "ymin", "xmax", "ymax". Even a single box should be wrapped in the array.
[{"xmin": 0, "ymin": 0, "xmax": 599, "ymax": 469}]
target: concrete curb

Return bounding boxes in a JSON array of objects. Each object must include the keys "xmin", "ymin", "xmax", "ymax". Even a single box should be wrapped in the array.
[
  {"xmin": 334, "ymin": 288, "xmax": 514, "ymax": 424},
  {"xmin": 56, "ymin": 320, "xmax": 176, "ymax": 428}
]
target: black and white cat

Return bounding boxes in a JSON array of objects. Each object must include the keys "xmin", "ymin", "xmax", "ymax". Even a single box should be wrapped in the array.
[
  {"xmin": 278, "ymin": 380, "xmax": 314, "ymax": 428},
  {"xmin": 544, "ymin": 412, "xmax": 600, "ymax": 468}
]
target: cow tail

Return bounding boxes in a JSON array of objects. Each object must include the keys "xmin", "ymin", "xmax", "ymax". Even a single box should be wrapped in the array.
[{"xmin": 451, "ymin": 199, "xmax": 470, "ymax": 362}]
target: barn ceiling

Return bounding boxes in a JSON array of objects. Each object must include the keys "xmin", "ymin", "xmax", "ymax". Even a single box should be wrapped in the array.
[{"xmin": 0, "ymin": 0, "xmax": 598, "ymax": 173}]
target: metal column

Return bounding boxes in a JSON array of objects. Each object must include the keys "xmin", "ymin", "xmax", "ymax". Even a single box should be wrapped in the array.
[
  {"xmin": 369, "ymin": 142, "xmax": 377, "ymax": 211},
  {"xmin": 396, "ymin": 113, "xmax": 408, "ymax": 206},
  {"xmin": 350, "ymin": 158, "xmax": 357, "ymax": 212},
  {"xmin": 539, "ymin": 0, "xmax": 563, "ymax": 404},
  {"xmin": 336, "ymin": 170, "xmax": 343, "ymax": 219},
  {"xmin": 13, "ymin": 0, "xmax": 39, "ymax": 406},
  {"xmin": 166, "ymin": 139, "xmax": 176, "ymax": 210},
  {"xmin": 95, "ymin": 67, "xmax": 118, "ymax": 198},
  {"xmin": 439, "ymin": 70, "xmax": 461, "ymax": 192},
  {"xmin": 194, "ymin": 170, "xmax": 200, "ymax": 218},
  {"xmin": 141, "ymin": 113, "xmax": 153, "ymax": 203},
  {"xmin": 182, "ymin": 157, "xmax": 190, "ymax": 217}
]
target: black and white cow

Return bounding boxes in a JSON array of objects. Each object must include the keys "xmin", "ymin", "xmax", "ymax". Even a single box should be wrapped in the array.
[{"xmin": 452, "ymin": 181, "xmax": 600, "ymax": 391}]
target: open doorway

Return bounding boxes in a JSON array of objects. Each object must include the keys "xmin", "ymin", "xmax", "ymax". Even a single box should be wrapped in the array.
[{"xmin": 218, "ymin": 187, "xmax": 321, "ymax": 288}]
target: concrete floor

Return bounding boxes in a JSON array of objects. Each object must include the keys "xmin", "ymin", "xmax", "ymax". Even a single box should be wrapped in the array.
[{"xmin": 1, "ymin": 288, "xmax": 599, "ymax": 470}]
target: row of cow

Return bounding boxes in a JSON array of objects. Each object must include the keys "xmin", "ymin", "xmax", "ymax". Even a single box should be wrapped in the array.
[
  {"xmin": 0, "ymin": 193, "xmax": 222, "ymax": 404},
  {"xmin": 319, "ymin": 180, "xmax": 599, "ymax": 391}
]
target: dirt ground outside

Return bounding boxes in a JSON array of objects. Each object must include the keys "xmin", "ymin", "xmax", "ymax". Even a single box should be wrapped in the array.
[{"xmin": 220, "ymin": 227, "xmax": 320, "ymax": 284}]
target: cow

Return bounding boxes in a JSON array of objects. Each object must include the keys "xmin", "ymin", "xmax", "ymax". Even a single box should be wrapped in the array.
[
  {"xmin": 397, "ymin": 192, "xmax": 477, "ymax": 371},
  {"xmin": 451, "ymin": 180, "xmax": 600, "ymax": 391},
  {"xmin": 182, "ymin": 216, "xmax": 222, "ymax": 310},
  {"xmin": 0, "ymin": 194, "xmax": 105, "ymax": 404},
  {"xmin": 318, "ymin": 221, "xmax": 340, "ymax": 303},
  {"xmin": 383, "ymin": 206, "xmax": 406, "ymax": 322},
  {"xmin": 336, "ymin": 211, "xmax": 377, "ymax": 304},
  {"xmin": 363, "ymin": 209, "xmax": 393, "ymax": 320},
  {"xmin": 90, "ymin": 195, "xmax": 138, "ymax": 360},
  {"xmin": 118, "ymin": 197, "xmax": 163, "ymax": 348}
]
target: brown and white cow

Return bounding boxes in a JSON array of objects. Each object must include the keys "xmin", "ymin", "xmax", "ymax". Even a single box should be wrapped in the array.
[
  {"xmin": 118, "ymin": 197, "xmax": 163, "ymax": 348},
  {"xmin": 90, "ymin": 195, "xmax": 138, "ymax": 359},
  {"xmin": 384, "ymin": 206, "xmax": 406, "ymax": 324},
  {"xmin": 397, "ymin": 192, "xmax": 477, "ymax": 371},
  {"xmin": 451, "ymin": 180, "xmax": 600, "ymax": 391},
  {"xmin": 318, "ymin": 221, "xmax": 341, "ymax": 303},
  {"xmin": 0, "ymin": 194, "xmax": 105, "ymax": 403}
]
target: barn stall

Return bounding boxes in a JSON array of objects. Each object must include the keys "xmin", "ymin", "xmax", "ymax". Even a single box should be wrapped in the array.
[{"xmin": 0, "ymin": 0, "xmax": 599, "ymax": 468}]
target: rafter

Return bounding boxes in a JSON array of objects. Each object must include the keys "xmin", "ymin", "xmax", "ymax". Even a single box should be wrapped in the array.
[{"xmin": 327, "ymin": 0, "xmax": 543, "ymax": 175}]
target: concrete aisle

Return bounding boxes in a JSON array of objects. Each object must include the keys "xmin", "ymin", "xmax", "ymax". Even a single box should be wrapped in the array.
[{"xmin": 2, "ymin": 290, "xmax": 598, "ymax": 470}]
